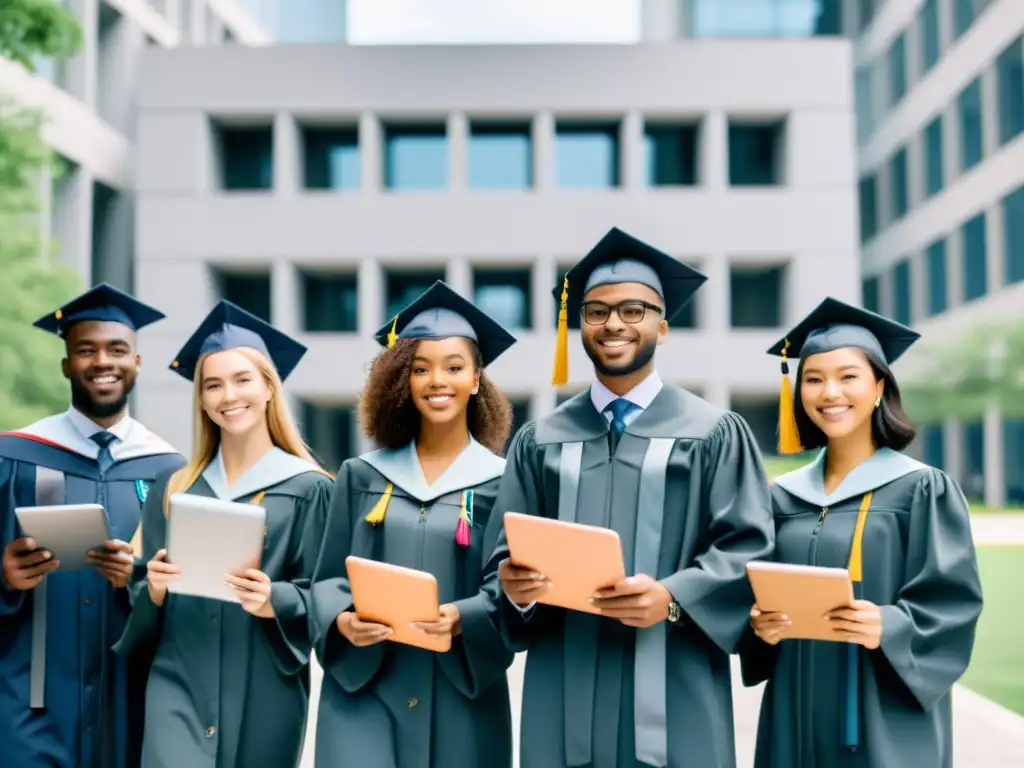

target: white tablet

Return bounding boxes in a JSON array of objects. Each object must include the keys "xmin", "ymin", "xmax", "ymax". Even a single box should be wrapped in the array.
[
  {"xmin": 14, "ymin": 504, "xmax": 114, "ymax": 572},
  {"xmin": 165, "ymin": 493, "xmax": 267, "ymax": 604}
]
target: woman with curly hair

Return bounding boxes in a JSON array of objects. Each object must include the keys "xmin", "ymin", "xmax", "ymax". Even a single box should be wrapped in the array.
[{"xmin": 310, "ymin": 281, "xmax": 517, "ymax": 768}]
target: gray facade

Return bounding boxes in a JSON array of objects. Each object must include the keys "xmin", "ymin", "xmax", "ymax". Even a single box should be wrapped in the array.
[{"xmin": 133, "ymin": 40, "xmax": 858, "ymax": 464}]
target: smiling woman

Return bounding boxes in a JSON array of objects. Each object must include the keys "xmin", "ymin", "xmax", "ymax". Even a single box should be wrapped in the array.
[{"xmin": 309, "ymin": 280, "xmax": 519, "ymax": 768}]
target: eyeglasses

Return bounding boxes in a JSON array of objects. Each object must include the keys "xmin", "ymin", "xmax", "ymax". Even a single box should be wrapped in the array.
[{"xmin": 580, "ymin": 300, "xmax": 664, "ymax": 326}]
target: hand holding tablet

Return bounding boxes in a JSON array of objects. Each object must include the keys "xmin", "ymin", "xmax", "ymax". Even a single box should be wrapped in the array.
[
  {"xmin": 746, "ymin": 561, "xmax": 856, "ymax": 642},
  {"xmin": 502, "ymin": 512, "xmax": 626, "ymax": 615},
  {"xmin": 14, "ymin": 503, "xmax": 113, "ymax": 573}
]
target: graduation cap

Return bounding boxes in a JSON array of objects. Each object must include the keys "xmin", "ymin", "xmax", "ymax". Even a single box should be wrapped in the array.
[
  {"xmin": 768, "ymin": 297, "xmax": 921, "ymax": 454},
  {"xmin": 550, "ymin": 227, "xmax": 707, "ymax": 385},
  {"xmin": 169, "ymin": 300, "xmax": 307, "ymax": 382},
  {"xmin": 373, "ymin": 280, "xmax": 516, "ymax": 367},
  {"xmin": 33, "ymin": 282, "xmax": 166, "ymax": 338}
]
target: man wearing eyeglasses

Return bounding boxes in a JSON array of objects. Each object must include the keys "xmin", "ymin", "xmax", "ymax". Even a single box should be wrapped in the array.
[{"xmin": 482, "ymin": 227, "xmax": 775, "ymax": 768}]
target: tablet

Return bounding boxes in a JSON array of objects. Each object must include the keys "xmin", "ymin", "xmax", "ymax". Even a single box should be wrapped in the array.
[
  {"xmin": 165, "ymin": 493, "xmax": 266, "ymax": 604},
  {"xmin": 503, "ymin": 512, "xmax": 625, "ymax": 615},
  {"xmin": 346, "ymin": 556, "xmax": 451, "ymax": 653},
  {"xmin": 746, "ymin": 561, "xmax": 855, "ymax": 642},
  {"xmin": 14, "ymin": 504, "xmax": 114, "ymax": 572}
]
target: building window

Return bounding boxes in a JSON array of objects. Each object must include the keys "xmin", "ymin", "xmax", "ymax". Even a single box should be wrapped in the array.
[
  {"xmin": 729, "ymin": 395, "xmax": 779, "ymax": 457},
  {"xmin": 889, "ymin": 147, "xmax": 908, "ymax": 221},
  {"xmin": 919, "ymin": 0, "xmax": 940, "ymax": 74},
  {"xmin": 1005, "ymin": 418, "xmax": 1024, "ymax": 504},
  {"xmin": 505, "ymin": 400, "xmax": 531, "ymax": 455},
  {"xmin": 921, "ymin": 424, "xmax": 945, "ymax": 470},
  {"xmin": 472, "ymin": 267, "xmax": 532, "ymax": 330},
  {"xmin": 383, "ymin": 268, "xmax": 446, "ymax": 323},
  {"xmin": 957, "ymin": 78, "xmax": 984, "ymax": 173},
  {"xmin": 859, "ymin": 174, "xmax": 878, "ymax": 242},
  {"xmin": 891, "ymin": 258, "xmax": 912, "ymax": 324},
  {"xmin": 727, "ymin": 120, "xmax": 785, "ymax": 186},
  {"xmin": 962, "ymin": 420, "xmax": 985, "ymax": 501},
  {"xmin": 996, "ymin": 37, "xmax": 1024, "ymax": 147},
  {"xmin": 671, "ymin": 294, "xmax": 698, "ymax": 329},
  {"xmin": 954, "ymin": 0, "xmax": 992, "ymax": 40},
  {"xmin": 688, "ymin": 0, "xmax": 842, "ymax": 37},
  {"xmin": 923, "ymin": 115, "xmax": 943, "ymax": 198},
  {"xmin": 214, "ymin": 122, "xmax": 273, "ymax": 191},
  {"xmin": 1002, "ymin": 183, "xmax": 1024, "ymax": 285},
  {"xmin": 925, "ymin": 238, "xmax": 948, "ymax": 316},
  {"xmin": 855, "ymin": 66, "xmax": 876, "ymax": 144},
  {"xmin": 729, "ymin": 265, "xmax": 785, "ymax": 328},
  {"xmin": 961, "ymin": 212, "xmax": 988, "ymax": 302},
  {"xmin": 888, "ymin": 34, "xmax": 907, "ymax": 107},
  {"xmin": 644, "ymin": 122, "xmax": 699, "ymax": 186},
  {"xmin": 556, "ymin": 391, "xmax": 582, "ymax": 407},
  {"xmin": 862, "ymin": 275, "xmax": 880, "ymax": 312},
  {"xmin": 301, "ymin": 126, "xmax": 360, "ymax": 190},
  {"xmin": 301, "ymin": 402, "xmax": 356, "ymax": 471},
  {"xmin": 857, "ymin": 0, "xmax": 879, "ymax": 32},
  {"xmin": 468, "ymin": 121, "xmax": 532, "ymax": 190},
  {"xmin": 383, "ymin": 123, "xmax": 448, "ymax": 191},
  {"xmin": 213, "ymin": 268, "xmax": 272, "ymax": 322},
  {"xmin": 555, "ymin": 121, "xmax": 620, "ymax": 189},
  {"xmin": 301, "ymin": 271, "xmax": 358, "ymax": 332}
]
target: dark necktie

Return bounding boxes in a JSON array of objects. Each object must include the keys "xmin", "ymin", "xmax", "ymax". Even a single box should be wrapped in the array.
[
  {"xmin": 605, "ymin": 398, "xmax": 635, "ymax": 452},
  {"xmin": 91, "ymin": 431, "xmax": 117, "ymax": 474}
]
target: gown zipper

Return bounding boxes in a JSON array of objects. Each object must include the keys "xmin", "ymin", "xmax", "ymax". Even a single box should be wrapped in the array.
[
  {"xmin": 416, "ymin": 503, "xmax": 427, "ymax": 568},
  {"xmin": 799, "ymin": 506, "xmax": 828, "ymax": 768}
]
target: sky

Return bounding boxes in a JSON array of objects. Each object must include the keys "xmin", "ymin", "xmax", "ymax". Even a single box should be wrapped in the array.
[{"xmin": 347, "ymin": 0, "xmax": 641, "ymax": 45}]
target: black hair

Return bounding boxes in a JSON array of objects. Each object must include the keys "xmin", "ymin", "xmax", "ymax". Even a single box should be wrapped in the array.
[{"xmin": 793, "ymin": 348, "xmax": 917, "ymax": 452}]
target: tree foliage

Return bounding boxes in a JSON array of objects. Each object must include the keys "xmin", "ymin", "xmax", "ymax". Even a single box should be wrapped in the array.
[
  {"xmin": 902, "ymin": 320, "xmax": 1024, "ymax": 424},
  {"xmin": 0, "ymin": 0, "xmax": 85, "ymax": 431}
]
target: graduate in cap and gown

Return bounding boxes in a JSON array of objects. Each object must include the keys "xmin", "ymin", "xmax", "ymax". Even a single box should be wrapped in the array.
[
  {"xmin": 112, "ymin": 300, "xmax": 334, "ymax": 768},
  {"xmin": 482, "ymin": 227, "xmax": 776, "ymax": 768},
  {"xmin": 742, "ymin": 297, "xmax": 983, "ymax": 767},
  {"xmin": 0, "ymin": 283, "xmax": 184, "ymax": 768},
  {"xmin": 310, "ymin": 280, "xmax": 517, "ymax": 768}
]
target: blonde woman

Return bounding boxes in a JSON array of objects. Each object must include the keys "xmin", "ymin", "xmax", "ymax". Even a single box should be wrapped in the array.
[{"xmin": 113, "ymin": 301, "xmax": 333, "ymax": 768}]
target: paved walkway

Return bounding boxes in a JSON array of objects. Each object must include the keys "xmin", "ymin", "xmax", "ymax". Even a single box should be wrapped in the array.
[{"xmin": 298, "ymin": 513, "xmax": 1024, "ymax": 766}]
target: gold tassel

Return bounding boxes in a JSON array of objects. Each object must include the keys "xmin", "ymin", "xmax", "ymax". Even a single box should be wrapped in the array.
[
  {"xmin": 365, "ymin": 482, "xmax": 393, "ymax": 526},
  {"xmin": 386, "ymin": 316, "xmax": 399, "ymax": 349},
  {"xmin": 551, "ymin": 275, "xmax": 569, "ymax": 386},
  {"xmin": 846, "ymin": 492, "xmax": 872, "ymax": 582},
  {"xmin": 777, "ymin": 339, "xmax": 804, "ymax": 455}
]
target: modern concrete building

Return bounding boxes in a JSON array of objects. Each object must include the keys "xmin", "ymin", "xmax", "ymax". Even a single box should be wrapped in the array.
[
  {"xmin": 851, "ymin": 0, "xmax": 1024, "ymax": 506},
  {"xmin": 132, "ymin": 31, "xmax": 859, "ymax": 466},
  {"xmin": 0, "ymin": 0, "xmax": 270, "ymax": 291}
]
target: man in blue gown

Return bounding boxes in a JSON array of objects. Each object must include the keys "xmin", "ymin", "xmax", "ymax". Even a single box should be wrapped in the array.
[{"xmin": 0, "ymin": 284, "xmax": 185, "ymax": 768}]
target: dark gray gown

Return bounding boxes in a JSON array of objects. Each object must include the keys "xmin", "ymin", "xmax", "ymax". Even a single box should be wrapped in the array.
[
  {"xmin": 310, "ymin": 438, "xmax": 514, "ymax": 768},
  {"xmin": 482, "ymin": 384, "xmax": 775, "ymax": 768},
  {"xmin": 113, "ymin": 447, "xmax": 333, "ymax": 768},
  {"xmin": 739, "ymin": 447, "xmax": 983, "ymax": 767}
]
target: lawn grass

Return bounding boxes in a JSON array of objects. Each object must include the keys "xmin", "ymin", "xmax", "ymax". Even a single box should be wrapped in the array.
[{"xmin": 960, "ymin": 547, "xmax": 1024, "ymax": 716}]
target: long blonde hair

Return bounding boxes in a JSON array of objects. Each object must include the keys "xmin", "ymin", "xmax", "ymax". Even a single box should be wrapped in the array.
[{"xmin": 163, "ymin": 346, "xmax": 329, "ymax": 513}]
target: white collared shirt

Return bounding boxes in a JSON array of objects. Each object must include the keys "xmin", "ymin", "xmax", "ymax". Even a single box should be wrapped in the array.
[
  {"xmin": 64, "ymin": 406, "xmax": 132, "ymax": 446},
  {"xmin": 589, "ymin": 370, "xmax": 664, "ymax": 425}
]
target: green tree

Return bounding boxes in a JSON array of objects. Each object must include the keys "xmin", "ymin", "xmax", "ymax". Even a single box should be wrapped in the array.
[
  {"xmin": 902, "ymin": 320, "xmax": 1024, "ymax": 424},
  {"xmin": 0, "ymin": 0, "xmax": 85, "ymax": 431}
]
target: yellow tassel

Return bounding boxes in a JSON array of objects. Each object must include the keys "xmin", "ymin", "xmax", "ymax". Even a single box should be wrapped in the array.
[
  {"xmin": 777, "ymin": 339, "xmax": 804, "ymax": 455},
  {"xmin": 846, "ymin": 492, "xmax": 872, "ymax": 582},
  {"xmin": 551, "ymin": 275, "xmax": 569, "ymax": 386},
  {"xmin": 386, "ymin": 316, "xmax": 399, "ymax": 349},
  {"xmin": 365, "ymin": 482, "xmax": 393, "ymax": 526}
]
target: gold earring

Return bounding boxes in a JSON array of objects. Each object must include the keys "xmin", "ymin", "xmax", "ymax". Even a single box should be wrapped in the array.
[{"xmin": 874, "ymin": 396, "xmax": 881, "ymax": 408}]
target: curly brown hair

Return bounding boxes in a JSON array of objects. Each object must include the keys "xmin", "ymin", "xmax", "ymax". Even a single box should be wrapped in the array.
[{"xmin": 359, "ymin": 338, "xmax": 513, "ymax": 455}]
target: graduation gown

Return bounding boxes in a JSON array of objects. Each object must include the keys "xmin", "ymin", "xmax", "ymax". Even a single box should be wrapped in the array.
[
  {"xmin": 482, "ymin": 384, "xmax": 775, "ymax": 768},
  {"xmin": 310, "ymin": 438, "xmax": 515, "ymax": 768},
  {"xmin": 740, "ymin": 447, "xmax": 984, "ymax": 767},
  {"xmin": 113, "ymin": 446, "xmax": 333, "ymax": 768},
  {"xmin": 0, "ymin": 410, "xmax": 184, "ymax": 768}
]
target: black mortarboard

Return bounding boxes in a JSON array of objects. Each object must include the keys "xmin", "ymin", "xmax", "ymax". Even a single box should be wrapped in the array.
[
  {"xmin": 768, "ymin": 297, "xmax": 921, "ymax": 455},
  {"xmin": 33, "ymin": 282, "xmax": 166, "ymax": 337},
  {"xmin": 550, "ymin": 227, "xmax": 707, "ymax": 384},
  {"xmin": 169, "ymin": 300, "xmax": 307, "ymax": 382},
  {"xmin": 373, "ymin": 280, "xmax": 516, "ymax": 367},
  {"xmin": 768, "ymin": 297, "xmax": 921, "ymax": 366}
]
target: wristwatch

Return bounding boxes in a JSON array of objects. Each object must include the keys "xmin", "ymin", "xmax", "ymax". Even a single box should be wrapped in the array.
[{"xmin": 667, "ymin": 601, "xmax": 681, "ymax": 623}]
